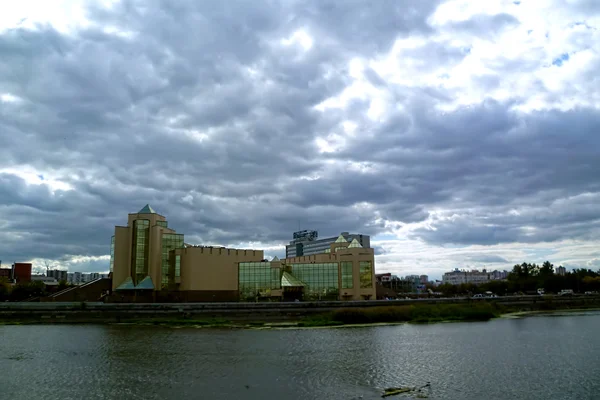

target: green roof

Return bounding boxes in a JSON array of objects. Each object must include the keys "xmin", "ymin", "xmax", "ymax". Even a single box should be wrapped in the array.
[
  {"xmin": 281, "ymin": 271, "xmax": 305, "ymax": 287},
  {"xmin": 334, "ymin": 234, "xmax": 347, "ymax": 243},
  {"xmin": 136, "ymin": 276, "xmax": 155, "ymax": 290},
  {"xmin": 115, "ymin": 277, "xmax": 135, "ymax": 290},
  {"xmin": 138, "ymin": 204, "xmax": 156, "ymax": 214},
  {"xmin": 348, "ymin": 238, "xmax": 362, "ymax": 248}
]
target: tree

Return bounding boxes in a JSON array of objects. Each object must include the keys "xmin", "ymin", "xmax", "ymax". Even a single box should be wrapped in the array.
[
  {"xmin": 582, "ymin": 276, "xmax": 600, "ymax": 291},
  {"xmin": 9, "ymin": 281, "xmax": 47, "ymax": 301},
  {"xmin": 0, "ymin": 278, "xmax": 11, "ymax": 300},
  {"xmin": 540, "ymin": 261, "xmax": 554, "ymax": 276}
]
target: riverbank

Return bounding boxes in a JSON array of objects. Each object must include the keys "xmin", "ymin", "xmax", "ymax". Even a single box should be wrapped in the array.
[{"xmin": 2, "ymin": 301, "xmax": 599, "ymax": 328}]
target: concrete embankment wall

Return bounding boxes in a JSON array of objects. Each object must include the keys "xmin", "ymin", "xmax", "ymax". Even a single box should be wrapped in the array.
[{"xmin": 1, "ymin": 296, "xmax": 599, "ymax": 323}]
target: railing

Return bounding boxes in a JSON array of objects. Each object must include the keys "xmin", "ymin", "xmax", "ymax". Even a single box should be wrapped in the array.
[{"xmin": 47, "ymin": 278, "xmax": 104, "ymax": 298}]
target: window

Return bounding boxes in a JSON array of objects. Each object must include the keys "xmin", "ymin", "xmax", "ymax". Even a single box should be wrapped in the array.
[
  {"xmin": 161, "ymin": 233, "xmax": 184, "ymax": 285},
  {"xmin": 289, "ymin": 263, "xmax": 339, "ymax": 300},
  {"xmin": 341, "ymin": 261, "xmax": 353, "ymax": 289},
  {"xmin": 109, "ymin": 236, "xmax": 115, "ymax": 273},
  {"xmin": 132, "ymin": 220, "xmax": 149, "ymax": 284},
  {"xmin": 156, "ymin": 220, "xmax": 168, "ymax": 228},
  {"xmin": 238, "ymin": 262, "xmax": 280, "ymax": 301},
  {"xmin": 359, "ymin": 261, "xmax": 373, "ymax": 288},
  {"xmin": 175, "ymin": 255, "xmax": 181, "ymax": 278}
]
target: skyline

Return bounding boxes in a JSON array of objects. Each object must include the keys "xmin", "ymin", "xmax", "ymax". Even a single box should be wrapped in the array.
[{"xmin": 1, "ymin": 0, "xmax": 599, "ymax": 279}]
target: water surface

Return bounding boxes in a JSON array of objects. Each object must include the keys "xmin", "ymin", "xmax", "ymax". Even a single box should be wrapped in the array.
[{"xmin": 1, "ymin": 311, "xmax": 599, "ymax": 399}]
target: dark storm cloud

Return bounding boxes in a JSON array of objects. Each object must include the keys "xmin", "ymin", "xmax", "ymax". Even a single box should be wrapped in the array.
[
  {"xmin": 1, "ymin": 0, "xmax": 438, "ymax": 265},
  {"xmin": 0, "ymin": 0, "xmax": 598, "ymax": 270}
]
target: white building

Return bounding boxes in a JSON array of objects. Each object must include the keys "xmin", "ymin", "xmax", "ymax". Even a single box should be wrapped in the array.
[
  {"xmin": 442, "ymin": 269, "xmax": 496, "ymax": 285},
  {"xmin": 66, "ymin": 272, "xmax": 108, "ymax": 284}
]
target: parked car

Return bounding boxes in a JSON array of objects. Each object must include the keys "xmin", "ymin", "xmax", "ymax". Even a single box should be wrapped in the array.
[{"xmin": 558, "ymin": 289, "xmax": 574, "ymax": 296}]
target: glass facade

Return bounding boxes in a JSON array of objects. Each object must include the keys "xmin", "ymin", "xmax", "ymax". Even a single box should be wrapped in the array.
[
  {"xmin": 156, "ymin": 220, "xmax": 168, "ymax": 228},
  {"xmin": 341, "ymin": 261, "xmax": 353, "ymax": 289},
  {"xmin": 175, "ymin": 255, "xmax": 181, "ymax": 278},
  {"xmin": 109, "ymin": 235, "xmax": 115, "ymax": 273},
  {"xmin": 132, "ymin": 219, "xmax": 150, "ymax": 283},
  {"xmin": 290, "ymin": 263, "xmax": 339, "ymax": 300},
  {"xmin": 359, "ymin": 261, "xmax": 373, "ymax": 288},
  {"xmin": 239, "ymin": 262, "xmax": 281, "ymax": 301},
  {"xmin": 161, "ymin": 233, "xmax": 184, "ymax": 285}
]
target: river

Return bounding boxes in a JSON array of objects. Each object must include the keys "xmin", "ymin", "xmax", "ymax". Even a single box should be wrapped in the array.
[{"xmin": 1, "ymin": 311, "xmax": 599, "ymax": 400}]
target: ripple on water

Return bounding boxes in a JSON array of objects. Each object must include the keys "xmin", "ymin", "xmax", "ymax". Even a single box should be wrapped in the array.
[{"xmin": 1, "ymin": 314, "xmax": 599, "ymax": 400}]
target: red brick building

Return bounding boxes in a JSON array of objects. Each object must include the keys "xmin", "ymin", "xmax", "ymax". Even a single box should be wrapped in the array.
[{"xmin": 14, "ymin": 263, "xmax": 32, "ymax": 283}]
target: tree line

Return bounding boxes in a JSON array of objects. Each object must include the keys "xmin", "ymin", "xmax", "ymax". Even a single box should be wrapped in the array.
[{"xmin": 435, "ymin": 261, "xmax": 600, "ymax": 296}]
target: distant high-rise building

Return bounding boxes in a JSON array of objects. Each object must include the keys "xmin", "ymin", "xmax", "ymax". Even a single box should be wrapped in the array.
[
  {"xmin": 285, "ymin": 230, "xmax": 370, "ymax": 258},
  {"xmin": 490, "ymin": 270, "xmax": 508, "ymax": 280},
  {"xmin": 556, "ymin": 266, "xmax": 567, "ymax": 276},
  {"xmin": 47, "ymin": 269, "xmax": 68, "ymax": 282}
]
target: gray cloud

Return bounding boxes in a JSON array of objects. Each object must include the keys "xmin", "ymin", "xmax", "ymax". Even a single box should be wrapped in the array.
[
  {"xmin": 0, "ymin": 0, "xmax": 599, "ymax": 273},
  {"xmin": 465, "ymin": 255, "xmax": 510, "ymax": 264},
  {"xmin": 447, "ymin": 13, "xmax": 520, "ymax": 38}
]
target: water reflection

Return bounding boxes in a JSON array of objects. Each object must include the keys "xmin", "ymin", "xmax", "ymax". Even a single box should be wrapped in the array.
[{"xmin": 1, "ymin": 311, "xmax": 599, "ymax": 400}]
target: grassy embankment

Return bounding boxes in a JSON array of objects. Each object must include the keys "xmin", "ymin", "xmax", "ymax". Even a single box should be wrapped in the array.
[
  {"xmin": 298, "ymin": 303, "xmax": 500, "ymax": 327},
  {"xmin": 112, "ymin": 301, "xmax": 600, "ymax": 328},
  {"xmin": 298, "ymin": 300, "xmax": 600, "ymax": 327},
  {"xmin": 2, "ymin": 298, "xmax": 599, "ymax": 327}
]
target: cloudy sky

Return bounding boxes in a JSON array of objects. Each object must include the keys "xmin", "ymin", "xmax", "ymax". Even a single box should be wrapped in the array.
[{"xmin": 1, "ymin": 0, "xmax": 599, "ymax": 278}]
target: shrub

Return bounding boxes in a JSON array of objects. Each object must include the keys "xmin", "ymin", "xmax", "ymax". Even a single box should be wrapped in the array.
[{"xmin": 328, "ymin": 304, "xmax": 498, "ymax": 325}]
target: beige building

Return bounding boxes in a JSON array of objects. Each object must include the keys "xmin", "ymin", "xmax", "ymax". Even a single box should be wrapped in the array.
[
  {"xmin": 110, "ymin": 205, "xmax": 375, "ymax": 302},
  {"xmin": 278, "ymin": 235, "xmax": 376, "ymax": 301}
]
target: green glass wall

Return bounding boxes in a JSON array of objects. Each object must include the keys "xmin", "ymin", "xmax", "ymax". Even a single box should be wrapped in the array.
[
  {"xmin": 341, "ymin": 261, "xmax": 353, "ymax": 289},
  {"xmin": 109, "ymin": 235, "xmax": 115, "ymax": 273},
  {"xmin": 161, "ymin": 233, "xmax": 184, "ymax": 285},
  {"xmin": 175, "ymin": 255, "xmax": 181, "ymax": 278},
  {"xmin": 239, "ymin": 262, "xmax": 280, "ymax": 301},
  {"xmin": 156, "ymin": 220, "xmax": 168, "ymax": 228},
  {"xmin": 359, "ymin": 261, "xmax": 373, "ymax": 288},
  {"xmin": 290, "ymin": 263, "xmax": 339, "ymax": 300},
  {"xmin": 132, "ymin": 219, "xmax": 150, "ymax": 284}
]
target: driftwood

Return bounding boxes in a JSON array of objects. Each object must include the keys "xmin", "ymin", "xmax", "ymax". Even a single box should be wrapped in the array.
[{"xmin": 381, "ymin": 382, "xmax": 431, "ymax": 398}]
